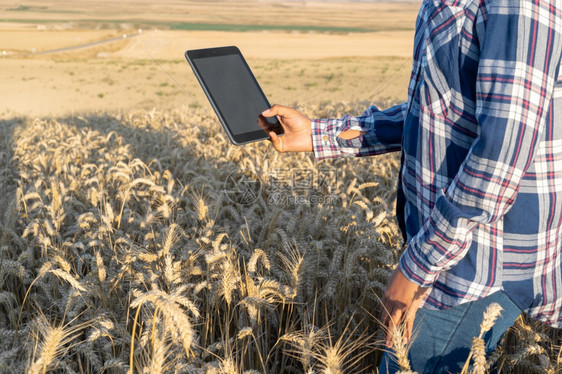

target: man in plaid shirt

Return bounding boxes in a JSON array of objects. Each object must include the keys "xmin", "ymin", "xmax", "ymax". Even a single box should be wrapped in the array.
[{"xmin": 261, "ymin": 0, "xmax": 562, "ymax": 372}]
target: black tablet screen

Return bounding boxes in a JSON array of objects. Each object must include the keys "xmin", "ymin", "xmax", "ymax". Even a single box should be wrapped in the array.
[{"xmin": 192, "ymin": 53, "xmax": 272, "ymax": 137}]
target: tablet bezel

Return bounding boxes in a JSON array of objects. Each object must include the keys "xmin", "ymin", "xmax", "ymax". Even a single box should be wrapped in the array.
[{"xmin": 185, "ymin": 46, "xmax": 281, "ymax": 145}]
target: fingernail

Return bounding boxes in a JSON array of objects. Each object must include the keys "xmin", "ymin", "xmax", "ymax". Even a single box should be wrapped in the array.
[{"xmin": 262, "ymin": 109, "xmax": 270, "ymax": 115}]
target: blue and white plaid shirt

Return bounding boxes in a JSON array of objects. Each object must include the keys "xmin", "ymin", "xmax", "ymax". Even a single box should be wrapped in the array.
[{"xmin": 311, "ymin": 0, "xmax": 562, "ymax": 326}]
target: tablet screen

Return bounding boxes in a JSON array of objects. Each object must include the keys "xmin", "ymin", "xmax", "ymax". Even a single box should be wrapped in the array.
[{"xmin": 186, "ymin": 47, "xmax": 282, "ymax": 145}]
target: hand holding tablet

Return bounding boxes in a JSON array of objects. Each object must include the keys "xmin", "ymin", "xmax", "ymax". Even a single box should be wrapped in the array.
[
  {"xmin": 185, "ymin": 46, "xmax": 284, "ymax": 145},
  {"xmin": 260, "ymin": 105, "xmax": 313, "ymax": 153}
]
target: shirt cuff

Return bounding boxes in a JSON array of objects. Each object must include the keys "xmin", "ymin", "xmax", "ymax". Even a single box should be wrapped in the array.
[
  {"xmin": 398, "ymin": 190, "xmax": 474, "ymax": 288},
  {"xmin": 311, "ymin": 119, "xmax": 344, "ymax": 160},
  {"xmin": 399, "ymin": 245, "xmax": 441, "ymax": 288}
]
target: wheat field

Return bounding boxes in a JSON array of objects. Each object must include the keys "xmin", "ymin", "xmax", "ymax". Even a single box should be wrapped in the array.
[
  {"xmin": 3, "ymin": 0, "xmax": 561, "ymax": 372},
  {"xmin": 0, "ymin": 99, "xmax": 561, "ymax": 373}
]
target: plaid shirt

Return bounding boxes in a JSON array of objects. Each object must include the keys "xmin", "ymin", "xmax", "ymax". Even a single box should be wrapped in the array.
[{"xmin": 311, "ymin": 0, "xmax": 562, "ymax": 326}]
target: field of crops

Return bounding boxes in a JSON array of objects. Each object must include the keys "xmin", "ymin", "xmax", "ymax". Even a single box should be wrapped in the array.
[{"xmin": 0, "ymin": 101, "xmax": 561, "ymax": 373}]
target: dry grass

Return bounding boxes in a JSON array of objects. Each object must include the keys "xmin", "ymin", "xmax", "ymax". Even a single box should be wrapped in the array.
[{"xmin": 0, "ymin": 48, "xmax": 413, "ymax": 119}]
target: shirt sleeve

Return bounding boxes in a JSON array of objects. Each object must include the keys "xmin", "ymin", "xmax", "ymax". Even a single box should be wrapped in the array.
[
  {"xmin": 400, "ymin": 0, "xmax": 562, "ymax": 286},
  {"xmin": 311, "ymin": 103, "xmax": 406, "ymax": 160}
]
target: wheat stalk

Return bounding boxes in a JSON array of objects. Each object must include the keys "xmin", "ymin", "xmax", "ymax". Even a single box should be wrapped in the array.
[{"xmin": 461, "ymin": 302, "xmax": 503, "ymax": 374}]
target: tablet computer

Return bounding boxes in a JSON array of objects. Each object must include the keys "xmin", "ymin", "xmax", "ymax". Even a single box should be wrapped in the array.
[{"xmin": 185, "ymin": 46, "xmax": 283, "ymax": 145}]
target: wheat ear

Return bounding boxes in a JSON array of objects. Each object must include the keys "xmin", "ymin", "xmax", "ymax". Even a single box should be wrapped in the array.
[{"xmin": 461, "ymin": 302, "xmax": 503, "ymax": 374}]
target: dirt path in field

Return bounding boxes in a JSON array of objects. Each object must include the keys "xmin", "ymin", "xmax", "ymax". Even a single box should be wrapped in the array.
[{"xmin": 34, "ymin": 32, "xmax": 141, "ymax": 56}]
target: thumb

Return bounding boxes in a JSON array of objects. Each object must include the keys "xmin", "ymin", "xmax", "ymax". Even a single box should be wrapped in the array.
[{"xmin": 263, "ymin": 104, "xmax": 292, "ymax": 118}]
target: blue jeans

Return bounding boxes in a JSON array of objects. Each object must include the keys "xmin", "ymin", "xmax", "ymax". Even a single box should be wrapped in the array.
[{"xmin": 379, "ymin": 291, "xmax": 521, "ymax": 374}]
